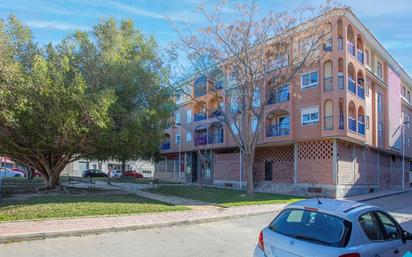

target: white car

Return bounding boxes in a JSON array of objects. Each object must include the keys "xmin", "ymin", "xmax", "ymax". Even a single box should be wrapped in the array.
[
  {"xmin": 254, "ymin": 198, "xmax": 412, "ymax": 257},
  {"xmin": 0, "ymin": 167, "xmax": 23, "ymax": 177},
  {"xmin": 110, "ymin": 170, "xmax": 122, "ymax": 178}
]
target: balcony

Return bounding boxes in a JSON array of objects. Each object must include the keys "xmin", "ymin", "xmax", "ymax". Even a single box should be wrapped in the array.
[
  {"xmin": 358, "ymin": 122, "xmax": 365, "ymax": 135},
  {"xmin": 338, "ymin": 75, "xmax": 344, "ymax": 89},
  {"xmin": 209, "ymin": 109, "xmax": 222, "ymax": 119},
  {"xmin": 324, "ymin": 116, "xmax": 333, "ymax": 130},
  {"xmin": 357, "ymin": 85, "xmax": 365, "ymax": 99},
  {"xmin": 266, "ymin": 123, "xmax": 290, "ymax": 137},
  {"xmin": 267, "ymin": 91, "xmax": 289, "ymax": 105},
  {"xmin": 348, "ymin": 78, "xmax": 356, "ymax": 94},
  {"xmin": 194, "ymin": 112, "xmax": 207, "ymax": 122},
  {"xmin": 208, "ymin": 134, "xmax": 224, "ymax": 144},
  {"xmin": 347, "ymin": 41, "xmax": 355, "ymax": 56},
  {"xmin": 357, "ymin": 49, "xmax": 364, "ymax": 64},
  {"xmin": 194, "ymin": 136, "xmax": 208, "ymax": 146},
  {"xmin": 324, "ymin": 77, "xmax": 333, "ymax": 91},
  {"xmin": 348, "ymin": 117, "xmax": 356, "ymax": 132},
  {"xmin": 161, "ymin": 142, "xmax": 171, "ymax": 150}
]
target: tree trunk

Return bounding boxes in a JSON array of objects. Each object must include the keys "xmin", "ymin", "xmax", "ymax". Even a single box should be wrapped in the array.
[
  {"xmin": 244, "ymin": 153, "xmax": 255, "ymax": 196},
  {"xmin": 121, "ymin": 160, "xmax": 126, "ymax": 172}
]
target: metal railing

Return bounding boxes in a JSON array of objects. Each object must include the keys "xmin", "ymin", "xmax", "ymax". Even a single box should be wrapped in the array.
[
  {"xmin": 267, "ymin": 91, "xmax": 289, "ymax": 105},
  {"xmin": 324, "ymin": 116, "xmax": 333, "ymax": 130},
  {"xmin": 208, "ymin": 134, "xmax": 224, "ymax": 144},
  {"xmin": 357, "ymin": 49, "xmax": 364, "ymax": 64},
  {"xmin": 347, "ymin": 41, "xmax": 355, "ymax": 56},
  {"xmin": 358, "ymin": 122, "xmax": 365, "ymax": 135},
  {"xmin": 266, "ymin": 123, "xmax": 290, "ymax": 137},
  {"xmin": 161, "ymin": 142, "xmax": 171, "ymax": 150},
  {"xmin": 348, "ymin": 117, "xmax": 357, "ymax": 132},
  {"xmin": 208, "ymin": 109, "xmax": 222, "ymax": 118},
  {"xmin": 194, "ymin": 112, "xmax": 207, "ymax": 122},
  {"xmin": 324, "ymin": 77, "xmax": 333, "ymax": 91},
  {"xmin": 357, "ymin": 85, "xmax": 365, "ymax": 99},
  {"xmin": 348, "ymin": 77, "xmax": 356, "ymax": 94},
  {"xmin": 194, "ymin": 136, "xmax": 208, "ymax": 146}
]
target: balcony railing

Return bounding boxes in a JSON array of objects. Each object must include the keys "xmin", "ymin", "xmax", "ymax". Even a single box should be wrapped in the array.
[
  {"xmin": 357, "ymin": 49, "xmax": 364, "ymax": 64},
  {"xmin": 194, "ymin": 136, "xmax": 208, "ymax": 146},
  {"xmin": 348, "ymin": 117, "xmax": 356, "ymax": 132},
  {"xmin": 347, "ymin": 41, "xmax": 355, "ymax": 56},
  {"xmin": 357, "ymin": 85, "xmax": 365, "ymax": 99},
  {"xmin": 324, "ymin": 77, "xmax": 333, "ymax": 91},
  {"xmin": 208, "ymin": 134, "xmax": 224, "ymax": 144},
  {"xmin": 358, "ymin": 122, "xmax": 365, "ymax": 135},
  {"xmin": 267, "ymin": 91, "xmax": 289, "ymax": 105},
  {"xmin": 194, "ymin": 112, "xmax": 207, "ymax": 122},
  {"xmin": 338, "ymin": 37, "xmax": 343, "ymax": 50},
  {"xmin": 209, "ymin": 109, "xmax": 222, "ymax": 118},
  {"xmin": 266, "ymin": 123, "xmax": 290, "ymax": 137},
  {"xmin": 338, "ymin": 75, "xmax": 344, "ymax": 89},
  {"xmin": 348, "ymin": 77, "xmax": 356, "ymax": 94},
  {"xmin": 324, "ymin": 116, "xmax": 333, "ymax": 130},
  {"xmin": 161, "ymin": 142, "xmax": 171, "ymax": 150}
]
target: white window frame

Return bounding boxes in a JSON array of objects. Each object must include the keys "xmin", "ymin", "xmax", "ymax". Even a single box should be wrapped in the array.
[
  {"xmin": 186, "ymin": 109, "xmax": 192, "ymax": 124},
  {"xmin": 301, "ymin": 106, "xmax": 320, "ymax": 126},
  {"xmin": 186, "ymin": 132, "xmax": 192, "ymax": 142},
  {"xmin": 301, "ymin": 70, "xmax": 319, "ymax": 89}
]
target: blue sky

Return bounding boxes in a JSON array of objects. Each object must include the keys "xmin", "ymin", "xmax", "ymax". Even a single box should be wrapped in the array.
[{"xmin": 1, "ymin": 0, "xmax": 412, "ymax": 75}]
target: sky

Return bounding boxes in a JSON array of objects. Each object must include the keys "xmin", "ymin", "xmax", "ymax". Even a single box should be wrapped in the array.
[{"xmin": 1, "ymin": 0, "xmax": 412, "ymax": 75}]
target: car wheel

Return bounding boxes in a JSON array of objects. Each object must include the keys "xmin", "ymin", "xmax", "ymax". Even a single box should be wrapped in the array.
[{"xmin": 14, "ymin": 174, "xmax": 21, "ymax": 177}]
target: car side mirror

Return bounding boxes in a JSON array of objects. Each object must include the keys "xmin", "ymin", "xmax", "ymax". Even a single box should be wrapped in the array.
[{"xmin": 402, "ymin": 231, "xmax": 412, "ymax": 241}]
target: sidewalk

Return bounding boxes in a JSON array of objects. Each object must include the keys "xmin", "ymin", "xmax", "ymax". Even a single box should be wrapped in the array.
[
  {"xmin": 342, "ymin": 188, "xmax": 412, "ymax": 202},
  {"xmin": 0, "ymin": 203, "xmax": 285, "ymax": 243}
]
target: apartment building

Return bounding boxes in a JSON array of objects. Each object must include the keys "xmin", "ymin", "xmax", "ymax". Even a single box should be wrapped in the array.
[{"xmin": 156, "ymin": 9, "xmax": 412, "ymax": 198}]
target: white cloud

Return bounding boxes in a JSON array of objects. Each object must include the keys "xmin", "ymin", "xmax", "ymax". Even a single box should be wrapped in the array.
[{"xmin": 25, "ymin": 20, "xmax": 89, "ymax": 31}]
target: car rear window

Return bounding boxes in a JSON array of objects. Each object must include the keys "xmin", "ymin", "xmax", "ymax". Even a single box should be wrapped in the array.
[{"xmin": 269, "ymin": 208, "xmax": 352, "ymax": 247}]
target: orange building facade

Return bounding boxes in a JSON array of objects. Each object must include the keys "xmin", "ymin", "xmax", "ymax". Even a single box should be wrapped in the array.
[{"xmin": 156, "ymin": 9, "xmax": 412, "ymax": 198}]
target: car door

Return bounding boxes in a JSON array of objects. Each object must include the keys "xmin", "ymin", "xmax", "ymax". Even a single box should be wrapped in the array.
[{"xmin": 374, "ymin": 211, "xmax": 410, "ymax": 257}]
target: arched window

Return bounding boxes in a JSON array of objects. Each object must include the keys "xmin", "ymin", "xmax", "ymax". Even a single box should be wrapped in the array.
[
  {"xmin": 358, "ymin": 106, "xmax": 365, "ymax": 135},
  {"xmin": 348, "ymin": 101, "xmax": 357, "ymax": 132},
  {"xmin": 339, "ymin": 98, "xmax": 344, "ymax": 129},
  {"xmin": 323, "ymin": 60, "xmax": 333, "ymax": 91},
  {"xmin": 194, "ymin": 76, "xmax": 207, "ymax": 97},
  {"xmin": 347, "ymin": 25, "xmax": 355, "ymax": 56},
  {"xmin": 347, "ymin": 62, "xmax": 356, "ymax": 94},
  {"xmin": 357, "ymin": 70, "xmax": 365, "ymax": 99},
  {"xmin": 324, "ymin": 99, "xmax": 333, "ymax": 130},
  {"xmin": 338, "ymin": 58, "xmax": 344, "ymax": 89},
  {"xmin": 356, "ymin": 35, "xmax": 364, "ymax": 64},
  {"xmin": 337, "ymin": 19, "xmax": 343, "ymax": 50}
]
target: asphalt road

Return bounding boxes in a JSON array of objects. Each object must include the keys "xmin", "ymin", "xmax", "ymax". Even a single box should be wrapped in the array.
[{"xmin": 0, "ymin": 191, "xmax": 411, "ymax": 257}]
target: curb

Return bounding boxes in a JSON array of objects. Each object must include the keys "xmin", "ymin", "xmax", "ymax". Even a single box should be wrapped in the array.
[{"xmin": 0, "ymin": 209, "xmax": 276, "ymax": 244}]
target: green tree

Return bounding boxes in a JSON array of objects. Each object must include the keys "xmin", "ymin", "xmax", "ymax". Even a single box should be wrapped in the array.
[{"xmin": 0, "ymin": 16, "xmax": 172, "ymax": 188}]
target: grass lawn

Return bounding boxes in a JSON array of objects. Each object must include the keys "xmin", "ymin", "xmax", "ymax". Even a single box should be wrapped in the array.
[
  {"xmin": 148, "ymin": 186, "xmax": 302, "ymax": 207},
  {"xmin": 0, "ymin": 193, "xmax": 188, "ymax": 222}
]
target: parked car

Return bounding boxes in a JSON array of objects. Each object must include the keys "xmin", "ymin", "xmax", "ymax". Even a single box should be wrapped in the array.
[
  {"xmin": 254, "ymin": 198, "xmax": 412, "ymax": 257},
  {"xmin": 82, "ymin": 169, "xmax": 107, "ymax": 178},
  {"xmin": 0, "ymin": 167, "xmax": 23, "ymax": 177},
  {"xmin": 11, "ymin": 167, "xmax": 26, "ymax": 177},
  {"xmin": 123, "ymin": 170, "xmax": 143, "ymax": 178},
  {"xmin": 110, "ymin": 170, "xmax": 123, "ymax": 178}
]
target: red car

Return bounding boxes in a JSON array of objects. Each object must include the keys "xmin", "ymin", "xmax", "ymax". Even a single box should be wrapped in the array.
[{"xmin": 122, "ymin": 171, "xmax": 143, "ymax": 178}]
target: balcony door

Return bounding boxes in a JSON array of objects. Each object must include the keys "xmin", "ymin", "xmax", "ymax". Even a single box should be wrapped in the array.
[{"xmin": 278, "ymin": 115, "xmax": 289, "ymax": 136}]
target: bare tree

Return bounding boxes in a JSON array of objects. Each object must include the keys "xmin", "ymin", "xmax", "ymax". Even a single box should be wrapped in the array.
[{"xmin": 168, "ymin": 0, "xmax": 344, "ymax": 195}]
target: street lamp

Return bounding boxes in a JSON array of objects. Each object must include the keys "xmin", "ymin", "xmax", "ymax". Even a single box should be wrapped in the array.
[{"xmin": 393, "ymin": 119, "xmax": 410, "ymax": 191}]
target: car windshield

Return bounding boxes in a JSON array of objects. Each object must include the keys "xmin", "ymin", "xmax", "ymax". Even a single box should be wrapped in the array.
[{"xmin": 269, "ymin": 208, "xmax": 352, "ymax": 247}]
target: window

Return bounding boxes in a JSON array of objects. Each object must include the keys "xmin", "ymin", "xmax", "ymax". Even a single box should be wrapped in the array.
[
  {"xmin": 365, "ymin": 50, "xmax": 369, "ymax": 66},
  {"xmin": 186, "ymin": 132, "xmax": 192, "ymax": 142},
  {"xmin": 269, "ymin": 209, "xmax": 351, "ymax": 247},
  {"xmin": 301, "ymin": 106, "xmax": 319, "ymax": 125},
  {"xmin": 230, "ymin": 95, "xmax": 240, "ymax": 113},
  {"xmin": 186, "ymin": 109, "xmax": 192, "ymax": 124},
  {"xmin": 175, "ymin": 112, "xmax": 181, "ymax": 124},
  {"xmin": 253, "ymin": 88, "xmax": 261, "ymax": 108},
  {"xmin": 251, "ymin": 117, "xmax": 258, "ymax": 132},
  {"xmin": 366, "ymin": 115, "xmax": 370, "ymax": 129},
  {"xmin": 376, "ymin": 212, "xmax": 400, "ymax": 240},
  {"xmin": 403, "ymin": 86, "xmax": 406, "ymax": 97},
  {"xmin": 408, "ymin": 91, "xmax": 411, "ymax": 103},
  {"xmin": 377, "ymin": 92, "xmax": 382, "ymax": 113},
  {"xmin": 365, "ymin": 80, "xmax": 369, "ymax": 97},
  {"xmin": 378, "ymin": 122, "xmax": 383, "ymax": 136},
  {"xmin": 301, "ymin": 71, "xmax": 319, "ymax": 89},
  {"xmin": 377, "ymin": 61, "xmax": 383, "ymax": 79},
  {"xmin": 194, "ymin": 76, "xmax": 207, "ymax": 97},
  {"xmin": 231, "ymin": 123, "xmax": 239, "ymax": 135},
  {"xmin": 408, "ymin": 137, "xmax": 411, "ymax": 148},
  {"xmin": 359, "ymin": 212, "xmax": 384, "ymax": 241},
  {"xmin": 175, "ymin": 134, "xmax": 180, "ymax": 144}
]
